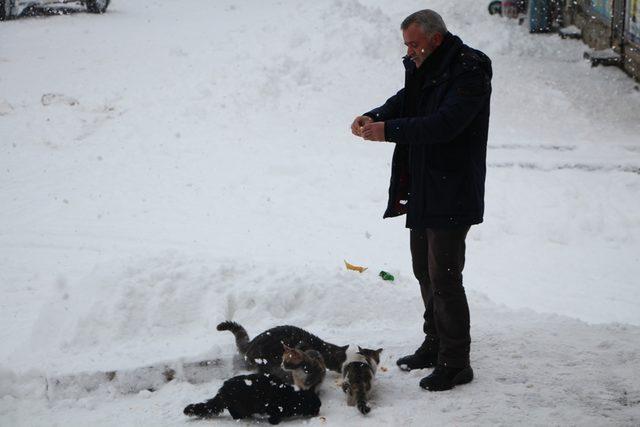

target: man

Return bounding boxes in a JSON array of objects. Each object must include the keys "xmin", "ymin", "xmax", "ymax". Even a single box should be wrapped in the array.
[{"xmin": 351, "ymin": 10, "xmax": 492, "ymax": 391}]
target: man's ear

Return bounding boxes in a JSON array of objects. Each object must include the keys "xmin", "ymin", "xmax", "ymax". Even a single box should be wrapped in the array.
[{"xmin": 432, "ymin": 32, "xmax": 444, "ymax": 48}]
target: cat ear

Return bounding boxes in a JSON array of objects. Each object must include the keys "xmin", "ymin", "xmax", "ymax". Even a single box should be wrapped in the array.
[
  {"xmin": 357, "ymin": 345, "xmax": 363, "ymax": 352},
  {"xmin": 341, "ymin": 345, "xmax": 349, "ymax": 351},
  {"xmin": 375, "ymin": 348, "xmax": 383, "ymax": 355}
]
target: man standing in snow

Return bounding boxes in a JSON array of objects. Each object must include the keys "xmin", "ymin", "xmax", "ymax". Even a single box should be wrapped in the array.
[{"xmin": 351, "ymin": 10, "xmax": 492, "ymax": 391}]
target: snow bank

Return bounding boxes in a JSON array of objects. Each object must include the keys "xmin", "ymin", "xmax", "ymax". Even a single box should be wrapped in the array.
[{"xmin": 2, "ymin": 271, "xmax": 639, "ymax": 424}]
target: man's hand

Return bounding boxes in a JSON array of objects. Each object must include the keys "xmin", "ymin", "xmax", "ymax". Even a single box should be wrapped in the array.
[
  {"xmin": 362, "ymin": 122, "xmax": 386, "ymax": 142},
  {"xmin": 351, "ymin": 115, "xmax": 373, "ymax": 137}
]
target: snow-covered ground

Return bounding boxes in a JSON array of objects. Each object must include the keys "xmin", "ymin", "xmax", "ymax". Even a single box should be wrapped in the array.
[{"xmin": 1, "ymin": 0, "xmax": 640, "ymax": 425}]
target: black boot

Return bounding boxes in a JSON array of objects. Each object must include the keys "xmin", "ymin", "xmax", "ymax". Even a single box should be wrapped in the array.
[
  {"xmin": 419, "ymin": 365, "xmax": 473, "ymax": 391},
  {"xmin": 396, "ymin": 337, "xmax": 439, "ymax": 371}
]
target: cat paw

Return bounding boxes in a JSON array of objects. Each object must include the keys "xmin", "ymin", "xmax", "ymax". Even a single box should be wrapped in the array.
[
  {"xmin": 183, "ymin": 403, "xmax": 206, "ymax": 416},
  {"xmin": 268, "ymin": 415, "xmax": 281, "ymax": 424}
]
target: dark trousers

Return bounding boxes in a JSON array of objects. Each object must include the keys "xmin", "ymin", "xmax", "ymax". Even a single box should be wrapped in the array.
[{"xmin": 410, "ymin": 227, "xmax": 471, "ymax": 368}]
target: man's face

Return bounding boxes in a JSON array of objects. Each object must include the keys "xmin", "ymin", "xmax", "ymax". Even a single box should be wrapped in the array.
[{"xmin": 403, "ymin": 23, "xmax": 442, "ymax": 68}]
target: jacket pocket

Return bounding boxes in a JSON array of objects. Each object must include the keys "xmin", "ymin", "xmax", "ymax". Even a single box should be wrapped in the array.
[{"xmin": 425, "ymin": 169, "xmax": 472, "ymax": 215}]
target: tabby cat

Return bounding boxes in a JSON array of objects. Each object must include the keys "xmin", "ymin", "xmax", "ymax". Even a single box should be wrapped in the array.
[
  {"xmin": 281, "ymin": 344, "xmax": 326, "ymax": 391},
  {"xmin": 341, "ymin": 345, "xmax": 383, "ymax": 415}
]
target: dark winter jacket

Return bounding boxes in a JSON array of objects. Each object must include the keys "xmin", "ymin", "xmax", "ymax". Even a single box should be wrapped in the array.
[{"xmin": 364, "ymin": 33, "xmax": 492, "ymax": 229}]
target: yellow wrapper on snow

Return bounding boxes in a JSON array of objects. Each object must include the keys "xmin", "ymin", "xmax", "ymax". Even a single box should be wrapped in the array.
[{"xmin": 344, "ymin": 260, "xmax": 368, "ymax": 273}]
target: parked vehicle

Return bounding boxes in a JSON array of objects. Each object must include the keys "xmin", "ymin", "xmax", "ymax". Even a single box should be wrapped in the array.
[
  {"xmin": 1, "ymin": 0, "xmax": 109, "ymax": 20},
  {"xmin": 488, "ymin": 0, "xmax": 528, "ymax": 17}
]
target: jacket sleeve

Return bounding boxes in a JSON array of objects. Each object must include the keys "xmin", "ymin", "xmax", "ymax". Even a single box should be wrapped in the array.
[
  {"xmin": 384, "ymin": 67, "xmax": 491, "ymax": 145},
  {"xmin": 363, "ymin": 89, "xmax": 404, "ymax": 122}
]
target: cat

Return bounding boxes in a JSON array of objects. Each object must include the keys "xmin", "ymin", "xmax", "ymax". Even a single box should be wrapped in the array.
[
  {"xmin": 281, "ymin": 344, "xmax": 326, "ymax": 391},
  {"xmin": 183, "ymin": 373, "xmax": 321, "ymax": 425},
  {"xmin": 217, "ymin": 321, "xmax": 349, "ymax": 374},
  {"xmin": 341, "ymin": 345, "xmax": 383, "ymax": 415}
]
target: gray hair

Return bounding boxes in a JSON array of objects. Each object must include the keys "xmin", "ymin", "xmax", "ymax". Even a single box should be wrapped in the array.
[{"xmin": 401, "ymin": 10, "xmax": 448, "ymax": 35}]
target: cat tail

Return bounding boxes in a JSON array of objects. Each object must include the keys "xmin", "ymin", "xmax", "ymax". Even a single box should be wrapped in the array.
[
  {"xmin": 356, "ymin": 386, "xmax": 371, "ymax": 415},
  {"xmin": 217, "ymin": 321, "xmax": 250, "ymax": 355},
  {"xmin": 183, "ymin": 395, "xmax": 224, "ymax": 418}
]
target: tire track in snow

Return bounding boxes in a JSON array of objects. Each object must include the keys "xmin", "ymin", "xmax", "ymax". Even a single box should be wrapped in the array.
[{"xmin": 489, "ymin": 162, "xmax": 640, "ymax": 175}]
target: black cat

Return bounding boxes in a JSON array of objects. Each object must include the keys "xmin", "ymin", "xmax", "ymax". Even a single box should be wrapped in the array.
[
  {"xmin": 217, "ymin": 321, "xmax": 349, "ymax": 374},
  {"xmin": 183, "ymin": 373, "xmax": 321, "ymax": 425}
]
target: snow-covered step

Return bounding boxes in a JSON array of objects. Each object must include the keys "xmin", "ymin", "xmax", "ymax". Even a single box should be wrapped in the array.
[
  {"xmin": 583, "ymin": 48, "xmax": 622, "ymax": 67},
  {"xmin": 559, "ymin": 25, "xmax": 582, "ymax": 40}
]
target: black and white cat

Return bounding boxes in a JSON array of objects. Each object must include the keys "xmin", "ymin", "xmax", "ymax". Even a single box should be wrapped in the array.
[
  {"xmin": 217, "ymin": 321, "xmax": 349, "ymax": 374},
  {"xmin": 183, "ymin": 373, "xmax": 321, "ymax": 425},
  {"xmin": 341, "ymin": 345, "xmax": 383, "ymax": 415}
]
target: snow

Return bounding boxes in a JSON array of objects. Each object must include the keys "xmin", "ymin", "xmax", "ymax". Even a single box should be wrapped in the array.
[{"xmin": 1, "ymin": 0, "xmax": 640, "ymax": 425}]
